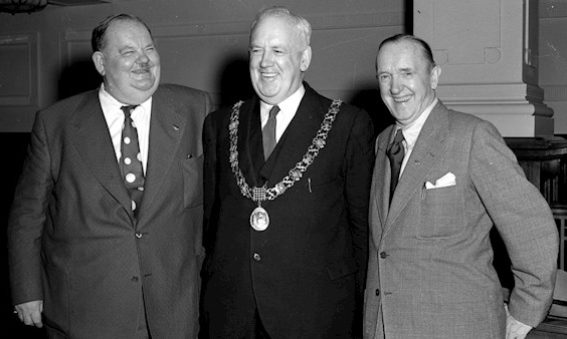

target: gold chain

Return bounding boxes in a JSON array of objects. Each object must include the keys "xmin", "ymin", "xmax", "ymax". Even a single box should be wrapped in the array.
[{"xmin": 229, "ymin": 99, "xmax": 342, "ymax": 202}]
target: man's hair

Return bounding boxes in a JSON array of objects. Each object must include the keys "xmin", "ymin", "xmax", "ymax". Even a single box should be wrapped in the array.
[
  {"xmin": 250, "ymin": 6, "xmax": 312, "ymax": 47},
  {"xmin": 91, "ymin": 13, "xmax": 153, "ymax": 53},
  {"xmin": 378, "ymin": 34, "xmax": 436, "ymax": 70}
]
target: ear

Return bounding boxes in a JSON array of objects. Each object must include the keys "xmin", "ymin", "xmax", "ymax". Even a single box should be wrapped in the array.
[
  {"xmin": 92, "ymin": 51, "xmax": 106, "ymax": 76},
  {"xmin": 430, "ymin": 65, "xmax": 442, "ymax": 90},
  {"xmin": 300, "ymin": 46, "xmax": 312, "ymax": 72}
]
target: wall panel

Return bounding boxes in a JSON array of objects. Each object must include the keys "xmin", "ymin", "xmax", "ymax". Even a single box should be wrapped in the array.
[
  {"xmin": 0, "ymin": 0, "xmax": 406, "ymax": 131},
  {"xmin": 540, "ymin": 0, "xmax": 567, "ymax": 134}
]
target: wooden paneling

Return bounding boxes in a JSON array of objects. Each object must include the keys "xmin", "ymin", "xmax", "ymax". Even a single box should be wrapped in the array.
[
  {"xmin": 506, "ymin": 137, "xmax": 567, "ymax": 205},
  {"xmin": 0, "ymin": 33, "xmax": 38, "ymax": 106}
]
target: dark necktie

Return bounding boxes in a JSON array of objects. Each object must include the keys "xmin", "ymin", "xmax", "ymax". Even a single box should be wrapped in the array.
[
  {"xmin": 387, "ymin": 129, "xmax": 405, "ymax": 203},
  {"xmin": 262, "ymin": 105, "xmax": 280, "ymax": 160},
  {"xmin": 120, "ymin": 105, "xmax": 145, "ymax": 215}
]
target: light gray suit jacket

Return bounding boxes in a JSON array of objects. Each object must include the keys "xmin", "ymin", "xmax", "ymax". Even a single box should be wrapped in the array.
[{"xmin": 363, "ymin": 101, "xmax": 558, "ymax": 339}]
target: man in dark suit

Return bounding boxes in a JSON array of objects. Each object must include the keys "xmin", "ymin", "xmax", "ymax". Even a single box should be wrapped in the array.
[
  {"xmin": 364, "ymin": 34, "xmax": 558, "ymax": 339},
  {"xmin": 201, "ymin": 6, "xmax": 374, "ymax": 338},
  {"xmin": 8, "ymin": 14, "xmax": 211, "ymax": 338}
]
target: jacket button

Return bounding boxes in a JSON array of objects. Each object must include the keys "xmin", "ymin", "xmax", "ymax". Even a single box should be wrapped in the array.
[
  {"xmin": 380, "ymin": 251, "xmax": 388, "ymax": 259},
  {"xmin": 375, "ymin": 289, "xmax": 380, "ymax": 296},
  {"xmin": 253, "ymin": 253, "xmax": 261, "ymax": 261}
]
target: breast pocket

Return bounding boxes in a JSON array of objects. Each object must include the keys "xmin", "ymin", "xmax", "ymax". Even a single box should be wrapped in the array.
[
  {"xmin": 182, "ymin": 155, "xmax": 203, "ymax": 208},
  {"xmin": 419, "ymin": 185, "xmax": 463, "ymax": 238}
]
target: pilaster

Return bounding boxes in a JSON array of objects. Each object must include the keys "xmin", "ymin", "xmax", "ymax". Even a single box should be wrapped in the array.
[{"xmin": 414, "ymin": 0, "xmax": 554, "ymax": 137}]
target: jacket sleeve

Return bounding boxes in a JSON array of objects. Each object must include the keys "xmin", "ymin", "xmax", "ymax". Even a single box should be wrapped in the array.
[
  {"xmin": 202, "ymin": 112, "xmax": 218, "ymax": 255},
  {"xmin": 344, "ymin": 108, "xmax": 375, "ymax": 294},
  {"xmin": 470, "ymin": 120, "xmax": 558, "ymax": 327},
  {"xmin": 8, "ymin": 111, "xmax": 54, "ymax": 305}
]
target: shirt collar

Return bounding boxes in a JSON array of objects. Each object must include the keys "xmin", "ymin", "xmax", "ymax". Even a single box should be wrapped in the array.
[
  {"xmin": 396, "ymin": 97, "xmax": 438, "ymax": 149},
  {"xmin": 260, "ymin": 84, "xmax": 305, "ymax": 115},
  {"xmin": 98, "ymin": 83, "xmax": 152, "ymax": 117}
]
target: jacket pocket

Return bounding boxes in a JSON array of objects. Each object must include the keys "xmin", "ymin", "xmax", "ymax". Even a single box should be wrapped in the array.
[
  {"xmin": 183, "ymin": 155, "xmax": 204, "ymax": 208},
  {"xmin": 326, "ymin": 257, "xmax": 358, "ymax": 280},
  {"xmin": 419, "ymin": 185, "xmax": 463, "ymax": 238}
]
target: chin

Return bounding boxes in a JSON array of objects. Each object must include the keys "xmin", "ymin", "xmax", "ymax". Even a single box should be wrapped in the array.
[
  {"xmin": 133, "ymin": 81, "xmax": 157, "ymax": 91},
  {"xmin": 258, "ymin": 88, "xmax": 280, "ymax": 99}
]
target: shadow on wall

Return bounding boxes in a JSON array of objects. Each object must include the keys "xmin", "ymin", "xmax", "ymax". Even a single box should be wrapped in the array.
[
  {"xmin": 57, "ymin": 54, "xmax": 256, "ymax": 110},
  {"xmin": 213, "ymin": 54, "xmax": 395, "ymax": 137},
  {"xmin": 57, "ymin": 58, "xmax": 101, "ymax": 101},
  {"xmin": 348, "ymin": 89, "xmax": 394, "ymax": 136},
  {"xmin": 405, "ymin": 0, "xmax": 413, "ymax": 33},
  {"xmin": 215, "ymin": 54, "xmax": 255, "ymax": 110}
]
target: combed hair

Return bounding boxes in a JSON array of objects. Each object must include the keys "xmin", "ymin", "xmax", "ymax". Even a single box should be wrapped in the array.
[
  {"xmin": 91, "ymin": 13, "xmax": 153, "ymax": 52},
  {"xmin": 378, "ymin": 34, "xmax": 436, "ymax": 69},
  {"xmin": 250, "ymin": 6, "xmax": 312, "ymax": 47}
]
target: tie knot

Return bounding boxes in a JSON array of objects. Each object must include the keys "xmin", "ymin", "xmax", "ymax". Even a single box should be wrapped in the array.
[
  {"xmin": 121, "ymin": 105, "xmax": 138, "ymax": 117},
  {"xmin": 388, "ymin": 129, "xmax": 405, "ymax": 156},
  {"xmin": 269, "ymin": 105, "xmax": 280, "ymax": 119},
  {"xmin": 392, "ymin": 129, "xmax": 404, "ymax": 144}
]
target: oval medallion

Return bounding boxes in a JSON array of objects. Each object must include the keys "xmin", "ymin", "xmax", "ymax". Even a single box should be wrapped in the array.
[{"xmin": 250, "ymin": 206, "xmax": 270, "ymax": 231}]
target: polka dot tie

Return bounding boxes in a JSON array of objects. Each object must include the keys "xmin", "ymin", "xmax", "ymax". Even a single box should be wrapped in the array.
[{"xmin": 120, "ymin": 105, "xmax": 145, "ymax": 215}]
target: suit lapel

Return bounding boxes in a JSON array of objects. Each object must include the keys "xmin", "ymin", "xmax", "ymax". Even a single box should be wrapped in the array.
[
  {"xmin": 238, "ymin": 98, "xmax": 265, "ymax": 187},
  {"xmin": 138, "ymin": 88, "xmax": 186, "ymax": 218},
  {"xmin": 384, "ymin": 103, "xmax": 449, "ymax": 232},
  {"xmin": 259, "ymin": 87, "xmax": 324, "ymax": 183},
  {"xmin": 371, "ymin": 126, "xmax": 394, "ymax": 246},
  {"xmin": 70, "ymin": 91, "xmax": 132, "ymax": 215}
]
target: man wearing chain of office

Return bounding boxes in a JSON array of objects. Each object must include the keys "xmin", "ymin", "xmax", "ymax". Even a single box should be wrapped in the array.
[{"xmin": 201, "ymin": 6, "xmax": 375, "ymax": 338}]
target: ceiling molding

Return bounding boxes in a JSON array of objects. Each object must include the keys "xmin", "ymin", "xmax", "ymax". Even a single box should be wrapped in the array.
[{"xmin": 48, "ymin": 0, "xmax": 110, "ymax": 5}]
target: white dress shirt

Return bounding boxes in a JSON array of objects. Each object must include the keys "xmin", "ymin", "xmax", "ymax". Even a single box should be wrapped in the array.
[
  {"xmin": 260, "ymin": 85, "xmax": 306, "ymax": 142},
  {"xmin": 99, "ymin": 84, "xmax": 152, "ymax": 174},
  {"xmin": 395, "ymin": 97, "xmax": 438, "ymax": 177}
]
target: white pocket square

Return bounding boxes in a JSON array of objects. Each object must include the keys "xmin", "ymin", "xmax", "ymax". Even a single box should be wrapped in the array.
[{"xmin": 425, "ymin": 172, "xmax": 456, "ymax": 189}]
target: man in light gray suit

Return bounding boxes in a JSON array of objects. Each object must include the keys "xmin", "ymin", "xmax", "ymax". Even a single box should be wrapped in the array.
[{"xmin": 364, "ymin": 33, "xmax": 559, "ymax": 339}]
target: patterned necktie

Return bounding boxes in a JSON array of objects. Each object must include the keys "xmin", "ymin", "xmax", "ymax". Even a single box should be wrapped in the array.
[
  {"xmin": 387, "ymin": 129, "xmax": 405, "ymax": 204},
  {"xmin": 262, "ymin": 105, "xmax": 280, "ymax": 160},
  {"xmin": 120, "ymin": 105, "xmax": 145, "ymax": 215}
]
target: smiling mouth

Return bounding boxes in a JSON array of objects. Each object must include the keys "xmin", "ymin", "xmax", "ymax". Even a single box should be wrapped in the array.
[
  {"xmin": 259, "ymin": 69, "xmax": 278, "ymax": 77},
  {"xmin": 132, "ymin": 69, "xmax": 152, "ymax": 79},
  {"xmin": 392, "ymin": 95, "xmax": 411, "ymax": 103}
]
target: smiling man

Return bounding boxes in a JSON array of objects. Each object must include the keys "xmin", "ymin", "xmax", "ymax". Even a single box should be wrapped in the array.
[
  {"xmin": 364, "ymin": 34, "xmax": 558, "ymax": 339},
  {"xmin": 8, "ymin": 14, "xmax": 211, "ymax": 338},
  {"xmin": 201, "ymin": 6, "xmax": 375, "ymax": 338}
]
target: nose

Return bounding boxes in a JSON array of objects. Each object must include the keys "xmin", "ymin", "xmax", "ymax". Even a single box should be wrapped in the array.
[
  {"xmin": 260, "ymin": 50, "xmax": 273, "ymax": 67},
  {"xmin": 137, "ymin": 50, "xmax": 150, "ymax": 64},
  {"xmin": 390, "ymin": 75, "xmax": 401, "ymax": 94}
]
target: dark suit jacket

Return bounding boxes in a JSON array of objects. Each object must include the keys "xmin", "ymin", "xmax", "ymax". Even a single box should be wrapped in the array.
[
  {"xmin": 8, "ymin": 84, "xmax": 211, "ymax": 338},
  {"xmin": 202, "ymin": 84, "xmax": 375, "ymax": 338},
  {"xmin": 363, "ymin": 101, "xmax": 558, "ymax": 339}
]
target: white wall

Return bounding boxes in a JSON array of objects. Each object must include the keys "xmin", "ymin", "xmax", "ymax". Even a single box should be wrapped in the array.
[{"xmin": 0, "ymin": 0, "xmax": 406, "ymax": 132}]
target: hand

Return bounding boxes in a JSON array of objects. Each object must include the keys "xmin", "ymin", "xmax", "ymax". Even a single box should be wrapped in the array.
[
  {"xmin": 505, "ymin": 304, "xmax": 532, "ymax": 339},
  {"xmin": 14, "ymin": 300, "xmax": 43, "ymax": 328}
]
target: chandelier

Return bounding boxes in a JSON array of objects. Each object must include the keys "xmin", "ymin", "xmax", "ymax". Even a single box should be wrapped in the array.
[{"xmin": 0, "ymin": 0, "xmax": 48, "ymax": 14}]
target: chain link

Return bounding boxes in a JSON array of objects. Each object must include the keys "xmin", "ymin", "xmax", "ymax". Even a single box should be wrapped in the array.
[{"xmin": 229, "ymin": 99, "xmax": 342, "ymax": 202}]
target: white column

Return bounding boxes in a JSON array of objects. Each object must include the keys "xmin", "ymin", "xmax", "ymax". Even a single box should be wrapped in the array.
[{"xmin": 414, "ymin": 0, "xmax": 554, "ymax": 137}]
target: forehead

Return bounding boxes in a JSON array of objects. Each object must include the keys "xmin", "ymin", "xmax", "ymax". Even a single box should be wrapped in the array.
[
  {"xmin": 377, "ymin": 40, "xmax": 427, "ymax": 70},
  {"xmin": 251, "ymin": 16, "xmax": 299, "ymax": 44},
  {"xmin": 104, "ymin": 20, "xmax": 151, "ymax": 45}
]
